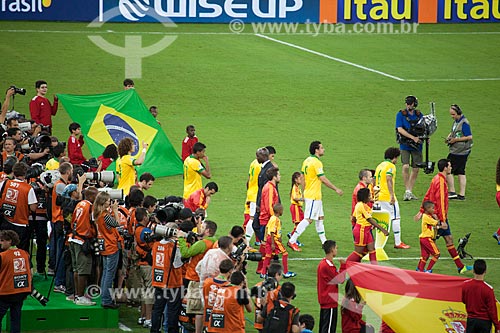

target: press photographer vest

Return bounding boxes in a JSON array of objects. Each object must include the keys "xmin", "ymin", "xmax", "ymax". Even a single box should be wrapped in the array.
[
  {"xmin": 134, "ymin": 224, "xmax": 153, "ymax": 266},
  {"xmin": 449, "ymin": 116, "xmax": 473, "ymax": 155},
  {"xmin": 151, "ymin": 239, "xmax": 183, "ymax": 289},
  {"xmin": 0, "ymin": 179, "xmax": 32, "ymax": 226},
  {"xmin": 96, "ymin": 212, "xmax": 120, "ymax": 256},
  {"xmin": 51, "ymin": 179, "xmax": 66, "ymax": 223},
  {"xmin": 0, "ymin": 247, "xmax": 32, "ymax": 296},
  {"xmin": 208, "ymin": 284, "xmax": 246, "ymax": 333},
  {"xmin": 185, "ymin": 238, "xmax": 215, "ymax": 282},
  {"xmin": 72, "ymin": 200, "xmax": 95, "ymax": 242}
]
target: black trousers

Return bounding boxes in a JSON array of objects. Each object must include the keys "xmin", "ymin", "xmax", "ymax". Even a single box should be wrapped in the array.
[
  {"xmin": 466, "ymin": 318, "xmax": 493, "ymax": 333},
  {"xmin": 319, "ymin": 308, "xmax": 338, "ymax": 333},
  {"xmin": 32, "ymin": 219, "xmax": 48, "ymax": 273},
  {"xmin": 151, "ymin": 287, "xmax": 181, "ymax": 333},
  {"xmin": 0, "ymin": 295, "xmax": 27, "ymax": 333}
]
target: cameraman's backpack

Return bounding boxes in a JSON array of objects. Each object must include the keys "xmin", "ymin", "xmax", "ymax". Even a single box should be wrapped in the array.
[{"xmin": 262, "ymin": 299, "xmax": 299, "ymax": 333}]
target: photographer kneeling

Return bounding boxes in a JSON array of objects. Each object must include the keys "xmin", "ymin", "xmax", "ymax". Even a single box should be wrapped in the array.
[{"xmin": 251, "ymin": 263, "xmax": 283, "ymax": 333}]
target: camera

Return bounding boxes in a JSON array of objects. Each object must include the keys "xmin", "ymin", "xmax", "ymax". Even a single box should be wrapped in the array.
[
  {"xmin": 31, "ymin": 289, "xmax": 49, "ymax": 306},
  {"xmin": 117, "ymin": 227, "xmax": 135, "ymax": 250},
  {"xmin": 98, "ymin": 187, "xmax": 123, "ymax": 200},
  {"xmin": 250, "ymin": 277, "xmax": 278, "ymax": 298},
  {"xmin": 154, "ymin": 198, "xmax": 184, "ymax": 223},
  {"xmin": 10, "ymin": 85, "xmax": 26, "ymax": 96},
  {"xmin": 26, "ymin": 163, "xmax": 45, "ymax": 180},
  {"xmin": 85, "ymin": 171, "xmax": 116, "ymax": 183},
  {"xmin": 18, "ymin": 122, "xmax": 32, "ymax": 132},
  {"xmin": 149, "ymin": 224, "xmax": 178, "ymax": 239},
  {"xmin": 457, "ymin": 233, "xmax": 473, "ymax": 260},
  {"xmin": 39, "ymin": 170, "xmax": 61, "ymax": 188},
  {"xmin": 230, "ymin": 239, "xmax": 263, "ymax": 262}
]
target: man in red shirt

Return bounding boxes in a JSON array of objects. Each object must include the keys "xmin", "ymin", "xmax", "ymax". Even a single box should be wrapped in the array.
[
  {"xmin": 351, "ymin": 169, "xmax": 373, "ymax": 227},
  {"xmin": 317, "ymin": 240, "xmax": 346, "ymax": 333},
  {"xmin": 29, "ymin": 80, "xmax": 58, "ymax": 131},
  {"xmin": 182, "ymin": 125, "xmax": 198, "ymax": 161},
  {"xmin": 184, "ymin": 182, "xmax": 218, "ymax": 212},
  {"xmin": 462, "ymin": 259, "xmax": 500, "ymax": 333},
  {"xmin": 414, "ymin": 159, "xmax": 472, "ymax": 274}
]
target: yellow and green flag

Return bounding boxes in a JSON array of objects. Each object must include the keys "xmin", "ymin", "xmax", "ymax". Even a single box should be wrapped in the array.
[
  {"xmin": 57, "ymin": 90, "xmax": 182, "ymax": 177},
  {"xmin": 346, "ymin": 262, "xmax": 500, "ymax": 333}
]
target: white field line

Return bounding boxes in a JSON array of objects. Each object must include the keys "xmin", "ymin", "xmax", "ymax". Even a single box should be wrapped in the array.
[
  {"xmin": 255, "ymin": 33, "xmax": 405, "ymax": 81},
  {"xmin": 289, "ymin": 257, "xmax": 500, "ymax": 261},
  {"xmin": 2, "ymin": 29, "xmax": 499, "ymax": 81},
  {"xmin": 118, "ymin": 322, "xmax": 132, "ymax": 331}
]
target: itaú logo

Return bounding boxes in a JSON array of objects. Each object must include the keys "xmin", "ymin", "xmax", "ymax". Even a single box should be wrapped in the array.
[
  {"xmin": 1, "ymin": 0, "xmax": 52, "ymax": 12},
  {"xmin": 118, "ymin": 0, "xmax": 304, "ymax": 21}
]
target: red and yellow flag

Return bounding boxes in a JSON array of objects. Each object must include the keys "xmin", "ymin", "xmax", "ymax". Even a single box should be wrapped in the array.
[{"xmin": 346, "ymin": 262, "xmax": 500, "ymax": 333}]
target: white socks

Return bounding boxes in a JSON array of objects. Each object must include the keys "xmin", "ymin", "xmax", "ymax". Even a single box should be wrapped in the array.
[
  {"xmin": 245, "ymin": 221, "xmax": 254, "ymax": 243},
  {"xmin": 392, "ymin": 218, "xmax": 401, "ymax": 245},
  {"xmin": 290, "ymin": 219, "xmax": 309, "ymax": 243},
  {"xmin": 315, "ymin": 220, "xmax": 326, "ymax": 244}
]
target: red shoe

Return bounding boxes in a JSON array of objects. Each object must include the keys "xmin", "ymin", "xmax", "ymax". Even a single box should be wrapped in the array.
[
  {"xmin": 394, "ymin": 242, "xmax": 410, "ymax": 249},
  {"xmin": 287, "ymin": 241, "xmax": 302, "ymax": 252}
]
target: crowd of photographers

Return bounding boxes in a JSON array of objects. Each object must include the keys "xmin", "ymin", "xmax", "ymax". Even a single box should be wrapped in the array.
[{"xmin": 0, "ymin": 83, "xmax": 308, "ymax": 333}]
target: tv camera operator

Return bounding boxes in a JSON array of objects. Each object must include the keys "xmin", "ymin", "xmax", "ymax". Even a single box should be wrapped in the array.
[
  {"xmin": 0, "ymin": 162, "xmax": 38, "ymax": 253},
  {"xmin": 0, "ymin": 230, "xmax": 49, "ymax": 333}
]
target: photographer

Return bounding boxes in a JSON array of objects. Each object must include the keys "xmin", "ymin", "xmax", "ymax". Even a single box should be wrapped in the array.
[
  {"xmin": 0, "ymin": 87, "xmax": 15, "ymax": 124},
  {"xmin": 151, "ymin": 222, "xmax": 184, "ymax": 333},
  {"xmin": 6, "ymin": 128, "xmax": 29, "ymax": 154},
  {"xmin": 0, "ymin": 162, "xmax": 38, "ymax": 253},
  {"xmin": 69, "ymin": 186, "xmax": 98, "ymax": 306},
  {"xmin": 29, "ymin": 80, "xmax": 58, "ymax": 133},
  {"xmin": 177, "ymin": 220, "xmax": 218, "ymax": 333},
  {"xmin": 196, "ymin": 236, "xmax": 233, "ymax": 286},
  {"xmin": 396, "ymin": 95, "xmax": 423, "ymax": 201},
  {"xmin": 95, "ymin": 191, "xmax": 121, "ymax": 309},
  {"xmin": 0, "ymin": 230, "xmax": 34, "ymax": 333},
  {"xmin": 207, "ymin": 270, "xmax": 252, "ymax": 333},
  {"xmin": 258, "ymin": 282, "xmax": 300, "ymax": 333},
  {"xmin": 2, "ymin": 137, "xmax": 24, "ymax": 167},
  {"xmin": 133, "ymin": 207, "xmax": 154, "ymax": 328},
  {"xmin": 252, "ymin": 263, "xmax": 284, "ymax": 332},
  {"xmin": 202, "ymin": 259, "xmax": 233, "ymax": 332}
]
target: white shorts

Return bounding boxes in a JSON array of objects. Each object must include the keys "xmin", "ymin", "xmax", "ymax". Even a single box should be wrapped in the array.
[
  {"xmin": 303, "ymin": 199, "xmax": 324, "ymax": 221},
  {"xmin": 378, "ymin": 201, "xmax": 400, "ymax": 221},
  {"xmin": 249, "ymin": 201, "xmax": 256, "ymax": 217}
]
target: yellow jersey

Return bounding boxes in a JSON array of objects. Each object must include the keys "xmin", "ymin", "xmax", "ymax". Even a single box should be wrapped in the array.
[
  {"xmin": 116, "ymin": 154, "xmax": 136, "ymax": 195},
  {"xmin": 354, "ymin": 202, "xmax": 372, "ymax": 227},
  {"xmin": 45, "ymin": 158, "xmax": 60, "ymax": 171},
  {"xmin": 183, "ymin": 155, "xmax": 205, "ymax": 199},
  {"xmin": 419, "ymin": 213, "xmax": 438, "ymax": 239},
  {"xmin": 245, "ymin": 159, "xmax": 261, "ymax": 203},
  {"xmin": 265, "ymin": 215, "xmax": 282, "ymax": 237},
  {"xmin": 290, "ymin": 184, "xmax": 303, "ymax": 207},
  {"xmin": 375, "ymin": 160, "xmax": 397, "ymax": 202},
  {"xmin": 301, "ymin": 155, "xmax": 324, "ymax": 200}
]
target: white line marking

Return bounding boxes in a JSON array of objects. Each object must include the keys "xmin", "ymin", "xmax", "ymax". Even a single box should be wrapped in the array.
[
  {"xmin": 118, "ymin": 322, "xmax": 132, "ymax": 331},
  {"xmin": 289, "ymin": 257, "xmax": 500, "ymax": 261},
  {"xmin": 0, "ymin": 29, "xmax": 240, "ymax": 35},
  {"xmin": 405, "ymin": 78, "xmax": 500, "ymax": 82},
  {"xmin": 255, "ymin": 33, "xmax": 405, "ymax": 81}
]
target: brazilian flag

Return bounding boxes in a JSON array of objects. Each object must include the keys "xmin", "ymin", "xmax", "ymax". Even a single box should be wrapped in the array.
[{"xmin": 57, "ymin": 90, "xmax": 182, "ymax": 178}]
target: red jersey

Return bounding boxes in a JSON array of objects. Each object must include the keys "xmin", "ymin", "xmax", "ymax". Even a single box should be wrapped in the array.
[
  {"xmin": 317, "ymin": 258, "xmax": 346, "ymax": 309},
  {"xmin": 184, "ymin": 188, "xmax": 207, "ymax": 212},
  {"xmin": 67, "ymin": 135, "xmax": 86, "ymax": 165},
  {"xmin": 182, "ymin": 136, "xmax": 198, "ymax": 161},
  {"xmin": 29, "ymin": 95, "xmax": 58, "ymax": 127},
  {"xmin": 98, "ymin": 155, "xmax": 113, "ymax": 170},
  {"xmin": 0, "ymin": 247, "xmax": 32, "ymax": 296},
  {"xmin": 462, "ymin": 279, "xmax": 500, "ymax": 329},
  {"xmin": 420, "ymin": 173, "xmax": 448, "ymax": 221},
  {"xmin": 259, "ymin": 181, "xmax": 278, "ymax": 226},
  {"xmin": 341, "ymin": 298, "xmax": 366, "ymax": 333}
]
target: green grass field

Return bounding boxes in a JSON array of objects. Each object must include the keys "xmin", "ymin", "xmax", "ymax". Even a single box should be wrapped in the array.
[{"xmin": 1, "ymin": 21, "xmax": 500, "ymax": 332}]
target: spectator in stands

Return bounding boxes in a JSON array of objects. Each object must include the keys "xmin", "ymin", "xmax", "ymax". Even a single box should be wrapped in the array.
[
  {"xmin": 67, "ymin": 122, "xmax": 86, "ymax": 165},
  {"xmin": 182, "ymin": 125, "xmax": 198, "ymax": 161},
  {"xmin": 29, "ymin": 80, "xmax": 58, "ymax": 132}
]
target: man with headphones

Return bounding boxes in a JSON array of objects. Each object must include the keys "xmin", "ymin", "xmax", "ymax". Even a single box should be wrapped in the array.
[
  {"xmin": 445, "ymin": 104, "xmax": 473, "ymax": 200},
  {"xmin": 395, "ymin": 96, "xmax": 423, "ymax": 202}
]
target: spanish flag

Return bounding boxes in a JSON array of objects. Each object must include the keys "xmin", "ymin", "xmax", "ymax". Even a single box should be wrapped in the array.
[
  {"xmin": 58, "ymin": 90, "xmax": 182, "ymax": 178},
  {"xmin": 346, "ymin": 262, "xmax": 500, "ymax": 333}
]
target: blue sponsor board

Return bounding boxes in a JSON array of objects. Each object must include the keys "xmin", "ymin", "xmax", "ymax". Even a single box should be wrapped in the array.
[
  {"xmin": 0, "ymin": 0, "xmax": 319, "ymax": 23},
  {"xmin": 437, "ymin": 0, "xmax": 500, "ymax": 23}
]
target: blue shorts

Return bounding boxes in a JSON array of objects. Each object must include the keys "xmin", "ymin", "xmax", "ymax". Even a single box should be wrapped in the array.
[{"xmin": 437, "ymin": 219, "xmax": 452, "ymax": 237}]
